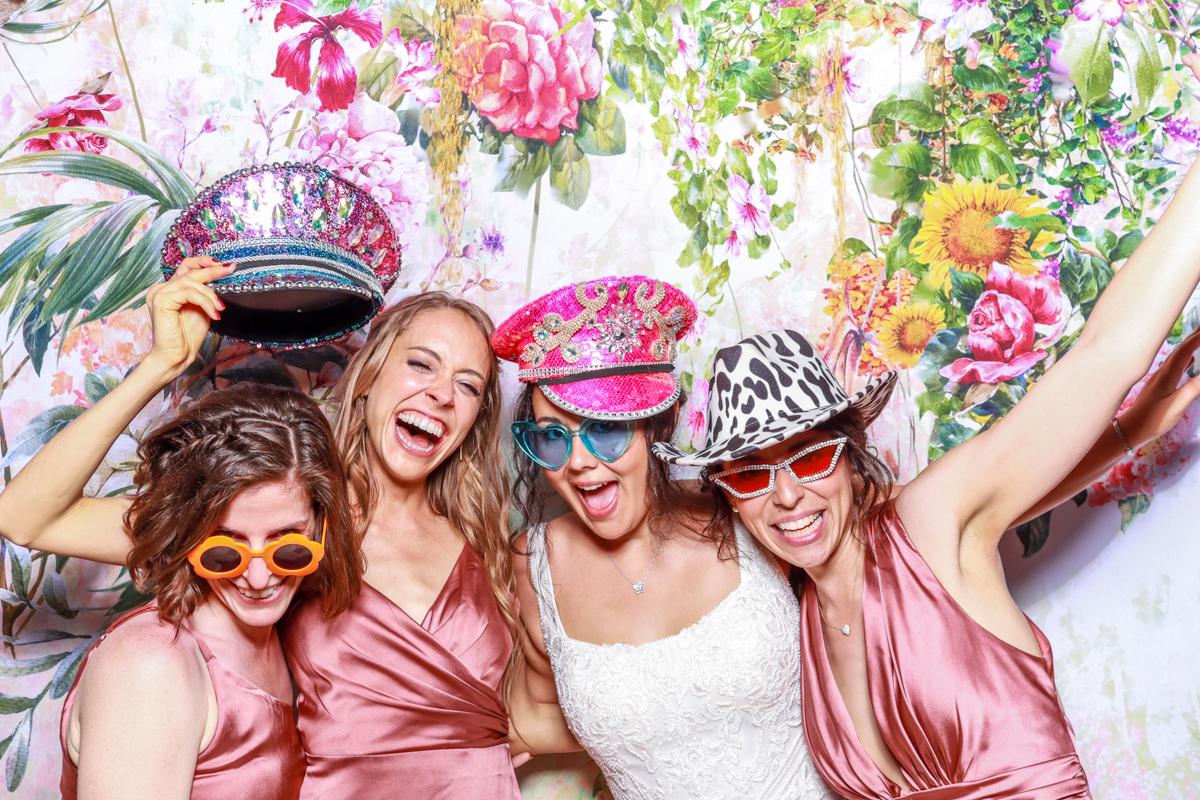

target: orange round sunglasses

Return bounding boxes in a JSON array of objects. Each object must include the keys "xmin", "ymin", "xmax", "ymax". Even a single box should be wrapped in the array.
[{"xmin": 187, "ymin": 519, "xmax": 327, "ymax": 579}]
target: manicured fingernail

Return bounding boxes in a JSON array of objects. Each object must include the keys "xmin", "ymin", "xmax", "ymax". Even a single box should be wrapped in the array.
[
  {"xmin": 216, "ymin": 298, "xmax": 226, "ymax": 310},
  {"xmin": 222, "ymin": 261, "xmax": 236, "ymax": 268}
]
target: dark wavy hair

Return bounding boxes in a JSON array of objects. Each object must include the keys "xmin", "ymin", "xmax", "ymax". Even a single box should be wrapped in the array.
[
  {"xmin": 509, "ymin": 383, "xmax": 718, "ymax": 548},
  {"xmin": 703, "ymin": 407, "xmax": 894, "ymax": 550},
  {"xmin": 125, "ymin": 383, "xmax": 362, "ymax": 628}
]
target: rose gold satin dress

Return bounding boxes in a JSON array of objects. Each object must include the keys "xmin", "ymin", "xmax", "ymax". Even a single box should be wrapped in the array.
[
  {"xmin": 800, "ymin": 505, "xmax": 1091, "ymax": 800},
  {"xmin": 60, "ymin": 604, "xmax": 305, "ymax": 800},
  {"xmin": 280, "ymin": 544, "xmax": 520, "ymax": 800}
]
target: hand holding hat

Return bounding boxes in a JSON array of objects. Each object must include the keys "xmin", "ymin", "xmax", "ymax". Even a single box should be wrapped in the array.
[{"xmin": 143, "ymin": 256, "xmax": 234, "ymax": 381}]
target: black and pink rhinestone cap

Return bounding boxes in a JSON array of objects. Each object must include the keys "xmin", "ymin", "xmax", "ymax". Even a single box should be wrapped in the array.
[{"xmin": 160, "ymin": 162, "xmax": 402, "ymax": 348}]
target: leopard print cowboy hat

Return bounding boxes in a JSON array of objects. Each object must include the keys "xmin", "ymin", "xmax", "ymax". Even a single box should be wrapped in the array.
[{"xmin": 653, "ymin": 329, "xmax": 896, "ymax": 468}]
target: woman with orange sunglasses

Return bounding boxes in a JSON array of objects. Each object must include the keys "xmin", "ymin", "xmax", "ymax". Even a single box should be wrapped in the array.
[{"xmin": 0, "ymin": 257, "xmax": 360, "ymax": 800}]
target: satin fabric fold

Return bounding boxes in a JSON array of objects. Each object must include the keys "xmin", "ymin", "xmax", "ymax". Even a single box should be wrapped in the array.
[
  {"xmin": 281, "ymin": 545, "xmax": 521, "ymax": 800},
  {"xmin": 61, "ymin": 604, "xmax": 305, "ymax": 800},
  {"xmin": 800, "ymin": 504, "xmax": 1090, "ymax": 800}
]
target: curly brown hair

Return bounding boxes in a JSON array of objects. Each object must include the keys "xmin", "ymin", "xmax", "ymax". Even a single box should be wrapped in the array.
[{"xmin": 125, "ymin": 383, "xmax": 362, "ymax": 628}]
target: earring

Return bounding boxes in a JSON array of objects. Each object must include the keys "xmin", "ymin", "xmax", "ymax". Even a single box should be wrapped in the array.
[{"xmin": 732, "ymin": 508, "xmax": 739, "ymax": 514}]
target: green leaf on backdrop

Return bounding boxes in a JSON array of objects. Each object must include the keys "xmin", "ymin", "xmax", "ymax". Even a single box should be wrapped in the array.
[
  {"xmin": 549, "ymin": 135, "xmax": 592, "ymax": 210},
  {"xmin": 0, "ymin": 152, "xmax": 169, "ymax": 208},
  {"xmin": 831, "ymin": 238, "xmax": 874, "ymax": 265},
  {"xmin": 359, "ymin": 54, "xmax": 400, "ymax": 102},
  {"xmin": 870, "ymin": 96, "xmax": 946, "ymax": 132},
  {"xmin": 576, "ymin": 95, "xmax": 627, "ymax": 156},
  {"xmin": 885, "ymin": 215, "xmax": 924, "ymax": 278},
  {"xmin": 1114, "ymin": 22, "xmax": 1163, "ymax": 122},
  {"xmin": 949, "ymin": 268, "xmax": 986, "ymax": 310},
  {"xmin": 950, "ymin": 118, "xmax": 1015, "ymax": 181},
  {"xmin": 731, "ymin": 62, "xmax": 781, "ymax": 101},
  {"xmin": 0, "ymin": 651, "xmax": 71, "ymax": 678},
  {"xmin": 84, "ymin": 210, "xmax": 181, "ymax": 324},
  {"xmin": 494, "ymin": 141, "xmax": 551, "ymax": 196},
  {"xmin": 1058, "ymin": 245, "xmax": 1115, "ymax": 313},
  {"xmin": 20, "ymin": 298, "xmax": 52, "ymax": 375},
  {"xmin": 869, "ymin": 142, "xmax": 932, "ymax": 205},
  {"xmin": 40, "ymin": 572, "xmax": 76, "ymax": 620},
  {"xmin": 0, "ymin": 695, "xmax": 37, "ymax": 716},
  {"xmin": 1060, "ymin": 15, "xmax": 1114, "ymax": 108},
  {"xmin": 4, "ymin": 711, "xmax": 32, "ymax": 791},
  {"xmin": 678, "ymin": 224, "xmax": 708, "ymax": 268},
  {"xmin": 951, "ymin": 63, "xmax": 1009, "ymax": 94},
  {"xmin": 1111, "ymin": 230, "xmax": 1144, "ymax": 262},
  {"xmin": 84, "ymin": 366, "xmax": 122, "ymax": 406},
  {"xmin": 0, "ymin": 405, "xmax": 86, "ymax": 469}
]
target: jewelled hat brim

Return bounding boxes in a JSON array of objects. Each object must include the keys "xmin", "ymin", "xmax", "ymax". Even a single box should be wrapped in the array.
[
  {"xmin": 205, "ymin": 255, "xmax": 382, "ymax": 348},
  {"xmin": 539, "ymin": 371, "xmax": 682, "ymax": 421},
  {"xmin": 653, "ymin": 371, "xmax": 897, "ymax": 467}
]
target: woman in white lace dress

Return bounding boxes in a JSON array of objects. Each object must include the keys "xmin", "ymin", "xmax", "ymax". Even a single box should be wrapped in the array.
[{"xmin": 491, "ymin": 276, "xmax": 835, "ymax": 800}]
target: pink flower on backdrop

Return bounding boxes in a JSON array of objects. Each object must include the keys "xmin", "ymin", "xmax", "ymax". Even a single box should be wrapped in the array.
[
  {"xmin": 272, "ymin": 0, "xmax": 383, "ymax": 112},
  {"xmin": 382, "ymin": 31, "xmax": 442, "ymax": 107},
  {"xmin": 724, "ymin": 226, "xmax": 747, "ymax": 257},
  {"xmin": 24, "ymin": 93, "xmax": 123, "ymax": 154},
  {"xmin": 727, "ymin": 174, "xmax": 771, "ymax": 238},
  {"xmin": 686, "ymin": 377, "xmax": 710, "ymax": 441},
  {"xmin": 676, "ymin": 116, "xmax": 709, "ymax": 160},
  {"xmin": 289, "ymin": 95, "xmax": 430, "ymax": 244},
  {"xmin": 941, "ymin": 263, "xmax": 1066, "ymax": 385},
  {"xmin": 1073, "ymin": 0, "xmax": 1146, "ymax": 25},
  {"xmin": 672, "ymin": 18, "xmax": 699, "ymax": 71},
  {"xmin": 456, "ymin": 0, "xmax": 603, "ymax": 143},
  {"xmin": 244, "ymin": 0, "xmax": 282, "ymax": 22},
  {"xmin": 1088, "ymin": 342, "xmax": 1200, "ymax": 505}
]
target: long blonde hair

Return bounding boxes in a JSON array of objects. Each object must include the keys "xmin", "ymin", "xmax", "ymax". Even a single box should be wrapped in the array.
[{"xmin": 333, "ymin": 293, "xmax": 523, "ymax": 691}]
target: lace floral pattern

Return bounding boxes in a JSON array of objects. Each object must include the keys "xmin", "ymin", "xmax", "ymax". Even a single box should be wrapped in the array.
[{"xmin": 528, "ymin": 523, "xmax": 834, "ymax": 800}]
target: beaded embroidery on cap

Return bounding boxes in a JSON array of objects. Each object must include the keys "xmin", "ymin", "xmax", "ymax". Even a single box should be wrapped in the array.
[
  {"xmin": 160, "ymin": 162, "xmax": 402, "ymax": 348},
  {"xmin": 493, "ymin": 276, "xmax": 698, "ymax": 421}
]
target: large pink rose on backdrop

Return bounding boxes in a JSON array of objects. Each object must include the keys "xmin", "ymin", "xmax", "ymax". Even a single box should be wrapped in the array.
[
  {"xmin": 457, "ymin": 0, "xmax": 603, "ymax": 143},
  {"xmin": 941, "ymin": 264, "xmax": 1066, "ymax": 384}
]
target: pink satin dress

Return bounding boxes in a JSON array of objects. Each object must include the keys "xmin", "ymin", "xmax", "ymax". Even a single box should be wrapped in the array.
[
  {"xmin": 800, "ymin": 505, "xmax": 1091, "ymax": 800},
  {"xmin": 280, "ymin": 544, "xmax": 520, "ymax": 800},
  {"xmin": 60, "ymin": 604, "xmax": 304, "ymax": 800}
]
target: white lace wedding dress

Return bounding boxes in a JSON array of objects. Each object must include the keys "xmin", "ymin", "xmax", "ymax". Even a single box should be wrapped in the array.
[{"xmin": 526, "ymin": 521, "xmax": 834, "ymax": 800}]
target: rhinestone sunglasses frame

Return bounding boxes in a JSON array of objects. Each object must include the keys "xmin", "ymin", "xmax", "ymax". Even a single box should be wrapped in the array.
[{"xmin": 708, "ymin": 437, "xmax": 849, "ymax": 499}]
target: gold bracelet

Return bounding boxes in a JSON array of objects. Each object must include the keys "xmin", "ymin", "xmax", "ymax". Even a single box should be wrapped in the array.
[{"xmin": 1112, "ymin": 418, "xmax": 1135, "ymax": 457}]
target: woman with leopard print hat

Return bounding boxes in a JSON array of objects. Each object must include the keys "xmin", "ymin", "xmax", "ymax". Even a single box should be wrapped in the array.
[
  {"xmin": 494, "ymin": 275, "xmax": 835, "ymax": 800},
  {"xmin": 654, "ymin": 87, "xmax": 1200, "ymax": 795}
]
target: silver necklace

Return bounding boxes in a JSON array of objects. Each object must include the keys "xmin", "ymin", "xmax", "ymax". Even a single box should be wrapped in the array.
[
  {"xmin": 817, "ymin": 539, "xmax": 863, "ymax": 636},
  {"xmin": 606, "ymin": 539, "xmax": 663, "ymax": 594}
]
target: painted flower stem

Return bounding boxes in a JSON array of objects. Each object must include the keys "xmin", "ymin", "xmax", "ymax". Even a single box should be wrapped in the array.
[
  {"xmin": 525, "ymin": 176, "xmax": 542, "ymax": 297},
  {"xmin": 3, "ymin": 43, "xmax": 41, "ymax": 110},
  {"xmin": 107, "ymin": 0, "xmax": 147, "ymax": 142}
]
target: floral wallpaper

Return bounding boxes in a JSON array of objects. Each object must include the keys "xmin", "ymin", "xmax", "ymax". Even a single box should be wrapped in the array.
[{"xmin": 0, "ymin": 0, "xmax": 1198, "ymax": 796}]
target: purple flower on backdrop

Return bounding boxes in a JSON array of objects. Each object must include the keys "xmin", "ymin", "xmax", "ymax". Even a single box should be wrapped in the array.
[
  {"xmin": 1100, "ymin": 123, "xmax": 1135, "ymax": 153},
  {"xmin": 1073, "ymin": 0, "xmax": 1145, "ymax": 25},
  {"xmin": 272, "ymin": 0, "xmax": 383, "ymax": 112},
  {"xmin": 479, "ymin": 225, "xmax": 506, "ymax": 256},
  {"xmin": 920, "ymin": 0, "xmax": 994, "ymax": 51},
  {"xmin": 1165, "ymin": 116, "xmax": 1200, "ymax": 145},
  {"xmin": 676, "ymin": 116, "xmax": 710, "ymax": 160}
]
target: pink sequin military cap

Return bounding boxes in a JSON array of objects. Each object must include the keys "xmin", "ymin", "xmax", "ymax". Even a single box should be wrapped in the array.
[
  {"xmin": 161, "ymin": 162, "xmax": 402, "ymax": 348},
  {"xmin": 492, "ymin": 276, "xmax": 698, "ymax": 420}
]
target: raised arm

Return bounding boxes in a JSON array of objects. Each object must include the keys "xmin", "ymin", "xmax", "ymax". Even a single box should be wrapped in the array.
[
  {"xmin": 1014, "ymin": 326, "xmax": 1200, "ymax": 525},
  {"xmin": 507, "ymin": 533, "xmax": 581, "ymax": 757},
  {"xmin": 0, "ymin": 257, "xmax": 229, "ymax": 563},
  {"xmin": 900, "ymin": 54, "xmax": 1200, "ymax": 555}
]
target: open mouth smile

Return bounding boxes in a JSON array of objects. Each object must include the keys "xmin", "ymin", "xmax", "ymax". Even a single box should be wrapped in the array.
[
  {"xmin": 772, "ymin": 511, "xmax": 824, "ymax": 545},
  {"xmin": 395, "ymin": 411, "xmax": 447, "ymax": 456},
  {"xmin": 573, "ymin": 480, "xmax": 619, "ymax": 519},
  {"xmin": 234, "ymin": 583, "xmax": 286, "ymax": 604}
]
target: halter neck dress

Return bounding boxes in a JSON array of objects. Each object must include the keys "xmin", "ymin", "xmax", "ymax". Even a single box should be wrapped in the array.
[
  {"xmin": 280, "ymin": 544, "xmax": 520, "ymax": 800},
  {"xmin": 799, "ymin": 504, "xmax": 1091, "ymax": 800},
  {"xmin": 60, "ymin": 604, "xmax": 304, "ymax": 800},
  {"xmin": 527, "ymin": 520, "xmax": 833, "ymax": 800}
]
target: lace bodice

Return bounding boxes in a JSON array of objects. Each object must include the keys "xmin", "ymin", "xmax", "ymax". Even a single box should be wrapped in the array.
[{"xmin": 527, "ymin": 522, "xmax": 834, "ymax": 800}]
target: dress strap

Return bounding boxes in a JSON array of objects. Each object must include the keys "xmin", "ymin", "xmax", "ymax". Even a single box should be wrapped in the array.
[
  {"xmin": 179, "ymin": 617, "xmax": 216, "ymax": 662},
  {"xmin": 524, "ymin": 524, "xmax": 567, "ymax": 643}
]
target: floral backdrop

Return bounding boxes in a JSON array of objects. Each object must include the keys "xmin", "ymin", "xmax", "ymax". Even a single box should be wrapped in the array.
[{"xmin": 1, "ymin": 0, "xmax": 1199, "ymax": 795}]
